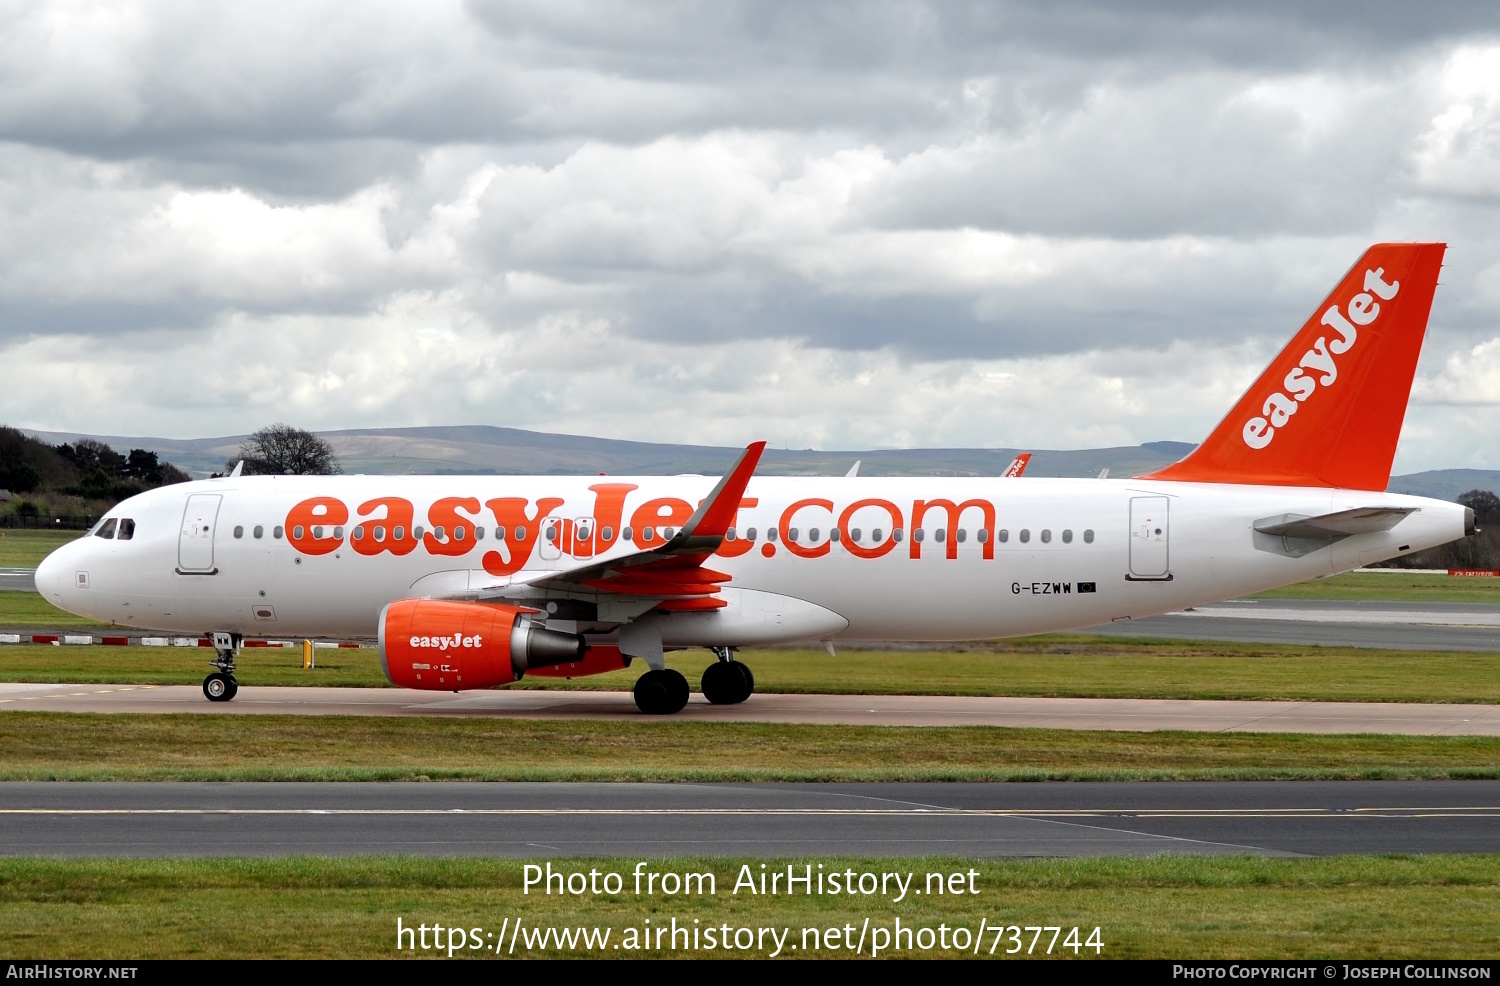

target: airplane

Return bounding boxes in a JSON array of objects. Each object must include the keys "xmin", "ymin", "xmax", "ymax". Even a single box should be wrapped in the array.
[
  {"xmin": 33, "ymin": 242, "xmax": 1471, "ymax": 714},
  {"xmin": 1003, "ymin": 453, "xmax": 1032, "ymax": 478}
]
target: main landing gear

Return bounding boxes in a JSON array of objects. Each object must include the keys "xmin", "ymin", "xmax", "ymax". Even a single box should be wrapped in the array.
[
  {"xmin": 633, "ymin": 668, "xmax": 689, "ymax": 715},
  {"xmin": 203, "ymin": 632, "xmax": 240, "ymax": 703},
  {"xmin": 629, "ymin": 646, "xmax": 756, "ymax": 715},
  {"xmin": 700, "ymin": 646, "xmax": 754, "ymax": 706}
]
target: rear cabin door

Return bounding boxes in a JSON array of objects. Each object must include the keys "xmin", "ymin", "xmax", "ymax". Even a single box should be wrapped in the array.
[
  {"xmin": 178, "ymin": 494, "xmax": 222, "ymax": 573},
  {"xmin": 1128, "ymin": 495, "xmax": 1171, "ymax": 580}
]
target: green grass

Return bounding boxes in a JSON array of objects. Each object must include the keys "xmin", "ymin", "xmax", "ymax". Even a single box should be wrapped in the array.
[
  {"xmin": 1, "ymin": 712, "xmax": 1497, "ymax": 781},
  {"xmin": 1252, "ymin": 570, "xmax": 1500, "ymax": 604},
  {"xmin": 1, "ymin": 855, "xmax": 1496, "ymax": 958},
  {"xmin": 5, "ymin": 637, "xmax": 1500, "ymax": 704},
  {"xmin": 0, "ymin": 529, "xmax": 80, "ymax": 568}
]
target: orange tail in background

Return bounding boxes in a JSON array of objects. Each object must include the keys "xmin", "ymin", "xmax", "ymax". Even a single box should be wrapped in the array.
[{"xmin": 1140, "ymin": 242, "xmax": 1446, "ymax": 491}]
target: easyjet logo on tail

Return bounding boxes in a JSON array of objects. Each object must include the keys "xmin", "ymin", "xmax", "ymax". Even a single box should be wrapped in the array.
[{"xmin": 1242, "ymin": 267, "xmax": 1400, "ymax": 451}]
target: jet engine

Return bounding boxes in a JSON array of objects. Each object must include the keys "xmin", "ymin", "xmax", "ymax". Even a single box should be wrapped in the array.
[{"xmin": 379, "ymin": 598, "xmax": 585, "ymax": 690}]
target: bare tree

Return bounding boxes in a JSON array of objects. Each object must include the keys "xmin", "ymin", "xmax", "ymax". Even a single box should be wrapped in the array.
[{"xmin": 233, "ymin": 424, "xmax": 342, "ymax": 476}]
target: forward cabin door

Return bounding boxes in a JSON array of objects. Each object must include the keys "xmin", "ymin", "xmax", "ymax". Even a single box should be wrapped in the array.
[
  {"xmin": 1128, "ymin": 495, "xmax": 1171, "ymax": 580},
  {"xmin": 178, "ymin": 493, "xmax": 222, "ymax": 574}
]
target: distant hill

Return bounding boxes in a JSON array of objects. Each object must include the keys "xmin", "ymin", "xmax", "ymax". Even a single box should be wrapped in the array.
[
  {"xmin": 18, "ymin": 425, "xmax": 1500, "ymax": 498},
  {"xmin": 1385, "ymin": 469, "xmax": 1500, "ymax": 503},
  {"xmin": 22, "ymin": 426, "xmax": 1196, "ymax": 480}
]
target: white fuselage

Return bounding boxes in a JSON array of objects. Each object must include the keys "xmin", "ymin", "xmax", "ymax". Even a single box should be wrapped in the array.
[{"xmin": 34, "ymin": 474, "xmax": 1466, "ymax": 644}]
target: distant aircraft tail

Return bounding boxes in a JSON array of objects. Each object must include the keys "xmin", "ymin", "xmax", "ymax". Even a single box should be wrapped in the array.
[
  {"xmin": 1140, "ymin": 242, "xmax": 1446, "ymax": 491},
  {"xmin": 1002, "ymin": 452, "xmax": 1032, "ymax": 478}
]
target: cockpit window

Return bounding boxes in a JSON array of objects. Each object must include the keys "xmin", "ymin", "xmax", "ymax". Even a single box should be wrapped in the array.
[
  {"xmin": 95, "ymin": 518, "xmax": 117, "ymax": 539},
  {"xmin": 117, "ymin": 519, "xmax": 135, "ymax": 541}
]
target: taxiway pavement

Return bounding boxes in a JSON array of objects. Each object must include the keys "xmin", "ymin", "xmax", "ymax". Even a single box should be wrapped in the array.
[
  {"xmin": 0, "ymin": 569, "xmax": 35, "ymax": 593},
  {"xmin": 3, "ymin": 681, "xmax": 1498, "ymax": 734},
  {"xmin": 1084, "ymin": 599, "xmax": 1500, "ymax": 650},
  {"xmin": 0, "ymin": 780, "xmax": 1493, "ymax": 857}
]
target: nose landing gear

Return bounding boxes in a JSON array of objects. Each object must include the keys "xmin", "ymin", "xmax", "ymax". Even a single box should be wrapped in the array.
[{"xmin": 203, "ymin": 632, "xmax": 241, "ymax": 703}]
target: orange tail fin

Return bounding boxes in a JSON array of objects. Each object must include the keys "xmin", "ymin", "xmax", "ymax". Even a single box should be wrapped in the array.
[{"xmin": 1140, "ymin": 242, "xmax": 1446, "ymax": 490}]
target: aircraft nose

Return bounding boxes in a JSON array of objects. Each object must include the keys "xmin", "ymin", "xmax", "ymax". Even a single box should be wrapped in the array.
[{"xmin": 33, "ymin": 545, "xmax": 69, "ymax": 601}]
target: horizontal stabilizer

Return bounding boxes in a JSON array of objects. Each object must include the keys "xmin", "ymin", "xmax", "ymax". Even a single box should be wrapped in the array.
[{"xmin": 1253, "ymin": 506, "xmax": 1415, "ymax": 540}]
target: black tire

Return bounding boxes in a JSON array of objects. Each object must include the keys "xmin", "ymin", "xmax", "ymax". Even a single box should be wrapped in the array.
[
  {"xmin": 634, "ymin": 668, "xmax": 690, "ymax": 714},
  {"xmin": 701, "ymin": 661, "xmax": 737, "ymax": 705},
  {"xmin": 729, "ymin": 660, "xmax": 754, "ymax": 699},
  {"xmin": 203, "ymin": 672, "xmax": 236, "ymax": 703}
]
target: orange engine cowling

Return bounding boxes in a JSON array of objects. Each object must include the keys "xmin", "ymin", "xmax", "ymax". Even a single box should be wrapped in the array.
[{"xmin": 379, "ymin": 599, "xmax": 586, "ymax": 690}]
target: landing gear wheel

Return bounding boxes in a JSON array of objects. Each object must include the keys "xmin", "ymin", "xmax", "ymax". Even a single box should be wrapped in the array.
[
  {"xmin": 203, "ymin": 672, "xmax": 237, "ymax": 703},
  {"xmin": 701, "ymin": 660, "xmax": 754, "ymax": 705},
  {"xmin": 734, "ymin": 661, "xmax": 754, "ymax": 697},
  {"xmin": 634, "ymin": 668, "xmax": 690, "ymax": 714}
]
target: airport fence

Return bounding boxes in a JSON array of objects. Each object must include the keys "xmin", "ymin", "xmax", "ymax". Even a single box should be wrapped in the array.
[{"xmin": 0, "ymin": 514, "xmax": 100, "ymax": 531}]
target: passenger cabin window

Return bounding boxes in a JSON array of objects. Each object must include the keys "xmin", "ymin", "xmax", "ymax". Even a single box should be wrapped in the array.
[
  {"xmin": 1041, "ymin": 529, "xmax": 1052, "ymax": 543},
  {"xmin": 117, "ymin": 519, "xmax": 135, "ymax": 540},
  {"xmin": 913, "ymin": 529, "xmax": 925, "ymax": 543},
  {"xmin": 233, "ymin": 525, "xmax": 244, "ymax": 539},
  {"xmin": 253, "ymin": 525, "xmax": 264, "ymax": 539},
  {"xmin": 851, "ymin": 528, "xmax": 862, "ymax": 542},
  {"xmin": 95, "ymin": 518, "xmax": 117, "ymax": 539},
  {"xmin": 1019, "ymin": 529, "xmax": 1031, "ymax": 543},
  {"xmin": 273, "ymin": 526, "xmax": 284, "ymax": 539},
  {"xmin": 600, "ymin": 526, "xmax": 611, "ymax": 541},
  {"xmin": 725, "ymin": 527, "xmax": 737, "ymax": 541},
  {"xmin": 745, "ymin": 527, "xmax": 757, "ymax": 541},
  {"xmin": 1083, "ymin": 529, "xmax": 1095, "ymax": 544},
  {"xmin": 956, "ymin": 529, "xmax": 967, "ymax": 543},
  {"xmin": 976, "ymin": 529, "xmax": 988, "ymax": 544},
  {"xmin": 1062, "ymin": 529, "xmax": 1073, "ymax": 544},
  {"xmin": 392, "ymin": 526, "xmax": 405, "ymax": 541},
  {"xmin": 998, "ymin": 529, "xmax": 1009, "ymax": 543},
  {"xmin": 935, "ymin": 528, "xmax": 946, "ymax": 543}
]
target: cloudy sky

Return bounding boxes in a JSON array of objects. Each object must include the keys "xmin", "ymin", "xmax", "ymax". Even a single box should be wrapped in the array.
[{"xmin": 3, "ymin": 1, "xmax": 1500, "ymax": 471}]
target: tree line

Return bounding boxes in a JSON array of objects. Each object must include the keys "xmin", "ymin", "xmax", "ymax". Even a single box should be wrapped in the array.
[
  {"xmin": 2, "ymin": 423, "xmax": 341, "ymax": 524},
  {"xmin": 0, "ymin": 427, "xmax": 191, "ymax": 507}
]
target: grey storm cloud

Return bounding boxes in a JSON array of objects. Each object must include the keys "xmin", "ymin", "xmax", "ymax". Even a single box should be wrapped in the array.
[{"xmin": 2, "ymin": 0, "xmax": 1500, "ymax": 467}]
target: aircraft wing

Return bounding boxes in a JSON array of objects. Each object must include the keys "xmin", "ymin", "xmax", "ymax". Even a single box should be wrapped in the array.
[{"xmin": 462, "ymin": 441, "xmax": 766, "ymax": 613}]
